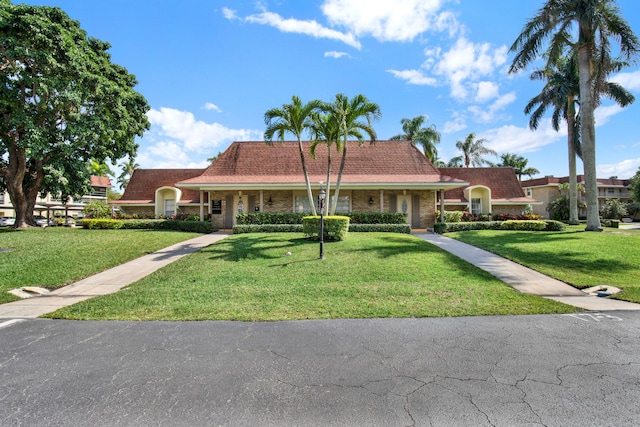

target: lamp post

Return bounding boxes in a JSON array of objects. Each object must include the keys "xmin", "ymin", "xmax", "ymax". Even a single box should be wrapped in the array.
[{"xmin": 318, "ymin": 185, "xmax": 326, "ymax": 260}]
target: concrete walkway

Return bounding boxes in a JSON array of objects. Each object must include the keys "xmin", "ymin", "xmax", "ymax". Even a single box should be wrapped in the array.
[
  {"xmin": 0, "ymin": 232, "xmax": 230, "ymax": 319},
  {"xmin": 414, "ymin": 232, "xmax": 640, "ymax": 311},
  {"xmin": 2, "ymin": 230, "xmax": 639, "ymax": 319}
]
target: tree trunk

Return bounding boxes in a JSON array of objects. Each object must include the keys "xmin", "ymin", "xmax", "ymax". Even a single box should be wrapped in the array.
[
  {"xmin": 577, "ymin": 43, "xmax": 601, "ymax": 231},
  {"xmin": 297, "ymin": 138, "xmax": 317, "ymax": 216},
  {"xmin": 324, "ymin": 145, "xmax": 332, "ymax": 215},
  {"xmin": 330, "ymin": 137, "xmax": 348, "ymax": 216},
  {"xmin": 567, "ymin": 98, "xmax": 579, "ymax": 225}
]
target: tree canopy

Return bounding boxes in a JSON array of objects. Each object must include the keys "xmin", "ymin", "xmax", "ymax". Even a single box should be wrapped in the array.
[
  {"xmin": 390, "ymin": 116, "xmax": 440, "ymax": 163},
  {"xmin": 0, "ymin": 2, "xmax": 150, "ymax": 227}
]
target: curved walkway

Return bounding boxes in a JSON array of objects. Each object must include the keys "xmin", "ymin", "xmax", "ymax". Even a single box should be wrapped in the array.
[
  {"xmin": 414, "ymin": 232, "xmax": 640, "ymax": 311},
  {"xmin": 1, "ymin": 231, "xmax": 639, "ymax": 319}
]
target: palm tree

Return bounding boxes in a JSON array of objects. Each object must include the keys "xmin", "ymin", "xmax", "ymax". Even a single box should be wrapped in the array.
[
  {"xmin": 525, "ymin": 52, "xmax": 634, "ymax": 224},
  {"xmin": 264, "ymin": 96, "xmax": 322, "ymax": 216},
  {"xmin": 446, "ymin": 156, "xmax": 464, "ymax": 167},
  {"xmin": 117, "ymin": 157, "xmax": 139, "ymax": 190},
  {"xmin": 455, "ymin": 133, "xmax": 497, "ymax": 167},
  {"xmin": 308, "ymin": 109, "xmax": 341, "ymax": 214},
  {"xmin": 510, "ymin": 0, "xmax": 640, "ymax": 231},
  {"xmin": 88, "ymin": 160, "xmax": 114, "ymax": 177},
  {"xmin": 327, "ymin": 93, "xmax": 381, "ymax": 215},
  {"xmin": 497, "ymin": 153, "xmax": 540, "ymax": 183},
  {"xmin": 207, "ymin": 151, "xmax": 223, "ymax": 164},
  {"xmin": 390, "ymin": 116, "xmax": 441, "ymax": 162}
]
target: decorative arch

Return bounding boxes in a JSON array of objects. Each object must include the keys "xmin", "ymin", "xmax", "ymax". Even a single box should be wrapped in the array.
[
  {"xmin": 155, "ymin": 186, "xmax": 183, "ymax": 218},
  {"xmin": 464, "ymin": 185, "xmax": 491, "ymax": 215}
]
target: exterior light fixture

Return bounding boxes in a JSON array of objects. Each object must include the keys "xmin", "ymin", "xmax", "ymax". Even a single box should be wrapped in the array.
[
  {"xmin": 368, "ymin": 196, "xmax": 374, "ymax": 206},
  {"xmin": 267, "ymin": 196, "xmax": 273, "ymax": 206},
  {"xmin": 318, "ymin": 184, "xmax": 326, "ymax": 260}
]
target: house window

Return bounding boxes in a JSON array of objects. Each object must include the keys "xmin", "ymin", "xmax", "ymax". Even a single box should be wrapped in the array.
[
  {"xmin": 164, "ymin": 199, "xmax": 175, "ymax": 217},
  {"xmin": 607, "ymin": 188, "xmax": 615, "ymax": 195},
  {"xmin": 295, "ymin": 195, "xmax": 312, "ymax": 213},
  {"xmin": 0, "ymin": 192, "xmax": 4, "ymax": 204},
  {"xmin": 332, "ymin": 195, "xmax": 350, "ymax": 213},
  {"xmin": 471, "ymin": 198, "xmax": 482, "ymax": 215},
  {"xmin": 526, "ymin": 188, "xmax": 532, "ymax": 197},
  {"xmin": 294, "ymin": 194, "xmax": 351, "ymax": 213}
]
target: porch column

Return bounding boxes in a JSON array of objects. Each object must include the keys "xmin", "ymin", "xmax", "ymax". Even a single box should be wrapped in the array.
[
  {"xmin": 440, "ymin": 189, "xmax": 445, "ymax": 222},
  {"xmin": 379, "ymin": 189, "xmax": 384, "ymax": 212},
  {"xmin": 199, "ymin": 190, "xmax": 204, "ymax": 222},
  {"xmin": 260, "ymin": 190, "xmax": 264, "ymax": 212}
]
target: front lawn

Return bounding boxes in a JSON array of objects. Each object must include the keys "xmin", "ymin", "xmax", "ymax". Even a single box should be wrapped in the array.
[
  {"xmin": 447, "ymin": 226, "xmax": 640, "ymax": 303},
  {"xmin": 0, "ymin": 227, "xmax": 201, "ymax": 304},
  {"xmin": 46, "ymin": 232, "xmax": 576, "ymax": 321}
]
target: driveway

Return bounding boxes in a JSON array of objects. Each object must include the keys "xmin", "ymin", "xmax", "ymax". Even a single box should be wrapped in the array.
[{"xmin": 2, "ymin": 313, "xmax": 640, "ymax": 426}]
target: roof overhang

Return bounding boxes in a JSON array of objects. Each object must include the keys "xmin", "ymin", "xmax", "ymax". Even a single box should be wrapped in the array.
[{"xmin": 176, "ymin": 181, "xmax": 469, "ymax": 191}]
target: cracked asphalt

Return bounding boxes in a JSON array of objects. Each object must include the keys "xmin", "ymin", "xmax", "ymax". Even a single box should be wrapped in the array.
[{"xmin": 2, "ymin": 313, "xmax": 640, "ymax": 426}]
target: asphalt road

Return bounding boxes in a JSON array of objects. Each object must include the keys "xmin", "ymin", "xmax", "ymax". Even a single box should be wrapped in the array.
[{"xmin": 2, "ymin": 313, "xmax": 640, "ymax": 426}]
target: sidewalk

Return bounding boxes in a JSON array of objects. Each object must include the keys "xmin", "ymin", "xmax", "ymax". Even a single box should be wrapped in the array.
[
  {"xmin": 414, "ymin": 232, "xmax": 640, "ymax": 311},
  {"xmin": 0, "ymin": 232, "xmax": 230, "ymax": 319}
]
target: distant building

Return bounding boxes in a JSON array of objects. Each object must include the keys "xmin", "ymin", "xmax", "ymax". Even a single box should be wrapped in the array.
[{"xmin": 521, "ymin": 175, "xmax": 632, "ymax": 219}]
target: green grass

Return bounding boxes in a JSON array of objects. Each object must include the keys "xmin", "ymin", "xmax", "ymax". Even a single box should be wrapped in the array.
[
  {"xmin": 447, "ymin": 225, "xmax": 640, "ymax": 303},
  {"xmin": 0, "ymin": 227, "xmax": 201, "ymax": 304},
  {"xmin": 46, "ymin": 232, "xmax": 576, "ymax": 321}
]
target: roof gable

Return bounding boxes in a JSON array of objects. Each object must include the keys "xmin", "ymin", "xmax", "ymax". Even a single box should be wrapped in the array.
[
  {"xmin": 438, "ymin": 167, "xmax": 530, "ymax": 201},
  {"xmin": 120, "ymin": 169, "xmax": 206, "ymax": 203}
]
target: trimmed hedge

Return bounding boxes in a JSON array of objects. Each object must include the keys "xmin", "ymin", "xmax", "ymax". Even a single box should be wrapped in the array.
[
  {"xmin": 234, "ymin": 224, "xmax": 303, "ymax": 234},
  {"xmin": 435, "ymin": 219, "xmax": 567, "ymax": 234},
  {"xmin": 348, "ymin": 223, "xmax": 411, "ymax": 233},
  {"xmin": 236, "ymin": 211, "xmax": 407, "ymax": 225},
  {"xmin": 302, "ymin": 216, "xmax": 350, "ymax": 241},
  {"xmin": 83, "ymin": 219, "xmax": 212, "ymax": 233},
  {"xmin": 345, "ymin": 212, "xmax": 407, "ymax": 224}
]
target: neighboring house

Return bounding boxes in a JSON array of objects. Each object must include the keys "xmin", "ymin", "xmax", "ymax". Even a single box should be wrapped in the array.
[
  {"xmin": 0, "ymin": 176, "xmax": 112, "ymax": 219},
  {"xmin": 437, "ymin": 167, "xmax": 540, "ymax": 216},
  {"xmin": 115, "ymin": 168, "xmax": 207, "ymax": 218},
  {"xmin": 114, "ymin": 140, "xmax": 542, "ymax": 229},
  {"xmin": 521, "ymin": 175, "xmax": 632, "ymax": 219}
]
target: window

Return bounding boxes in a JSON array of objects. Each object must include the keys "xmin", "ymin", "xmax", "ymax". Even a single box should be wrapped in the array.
[
  {"xmin": 294, "ymin": 193, "xmax": 351, "ymax": 213},
  {"xmin": 471, "ymin": 198, "xmax": 482, "ymax": 215},
  {"xmin": 0, "ymin": 192, "xmax": 4, "ymax": 204},
  {"xmin": 164, "ymin": 199, "xmax": 175, "ymax": 217},
  {"xmin": 332, "ymin": 195, "xmax": 350, "ymax": 213},
  {"xmin": 294, "ymin": 195, "xmax": 312, "ymax": 213},
  {"xmin": 607, "ymin": 188, "xmax": 615, "ymax": 195},
  {"xmin": 526, "ymin": 188, "xmax": 532, "ymax": 197}
]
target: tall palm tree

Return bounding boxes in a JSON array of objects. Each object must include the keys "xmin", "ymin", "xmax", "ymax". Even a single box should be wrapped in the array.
[
  {"xmin": 455, "ymin": 133, "xmax": 497, "ymax": 167},
  {"xmin": 88, "ymin": 160, "xmax": 114, "ymax": 178},
  {"xmin": 327, "ymin": 93, "xmax": 381, "ymax": 215},
  {"xmin": 525, "ymin": 52, "xmax": 634, "ymax": 224},
  {"xmin": 390, "ymin": 116, "xmax": 441, "ymax": 162},
  {"xmin": 446, "ymin": 156, "xmax": 464, "ymax": 168},
  {"xmin": 510, "ymin": 0, "xmax": 640, "ymax": 231},
  {"xmin": 497, "ymin": 152, "xmax": 540, "ymax": 182},
  {"xmin": 264, "ymin": 96, "xmax": 322, "ymax": 215},
  {"xmin": 308, "ymin": 109, "xmax": 341, "ymax": 215},
  {"xmin": 117, "ymin": 156, "xmax": 139, "ymax": 190}
]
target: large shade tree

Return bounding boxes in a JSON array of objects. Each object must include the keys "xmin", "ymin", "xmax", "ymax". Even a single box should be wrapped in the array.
[
  {"xmin": 326, "ymin": 94, "xmax": 381, "ymax": 215},
  {"xmin": 510, "ymin": 0, "xmax": 639, "ymax": 231},
  {"xmin": 455, "ymin": 133, "xmax": 497, "ymax": 167},
  {"xmin": 390, "ymin": 116, "xmax": 441, "ymax": 162},
  {"xmin": 0, "ymin": 2, "xmax": 150, "ymax": 228},
  {"xmin": 264, "ymin": 96, "xmax": 322, "ymax": 216}
]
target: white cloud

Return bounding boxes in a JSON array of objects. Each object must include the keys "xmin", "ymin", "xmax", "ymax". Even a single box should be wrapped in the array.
[
  {"xmin": 475, "ymin": 81, "xmax": 499, "ymax": 103},
  {"xmin": 221, "ymin": 7, "xmax": 237, "ymax": 20},
  {"xmin": 594, "ymin": 104, "xmax": 623, "ymax": 127},
  {"xmin": 386, "ymin": 69, "xmax": 438, "ymax": 85},
  {"xmin": 443, "ymin": 113, "xmax": 467, "ymax": 133},
  {"xmin": 321, "ymin": 0, "xmax": 452, "ymax": 42},
  {"xmin": 324, "ymin": 51, "xmax": 350, "ymax": 58},
  {"xmin": 428, "ymin": 37, "xmax": 508, "ymax": 100},
  {"xmin": 243, "ymin": 10, "xmax": 361, "ymax": 49},
  {"xmin": 146, "ymin": 107, "xmax": 262, "ymax": 155},
  {"xmin": 469, "ymin": 91, "xmax": 516, "ymax": 123},
  {"xmin": 597, "ymin": 158, "xmax": 640, "ymax": 179},
  {"xmin": 481, "ymin": 119, "xmax": 565, "ymax": 154},
  {"xmin": 204, "ymin": 102, "xmax": 222, "ymax": 112},
  {"xmin": 609, "ymin": 69, "xmax": 640, "ymax": 92}
]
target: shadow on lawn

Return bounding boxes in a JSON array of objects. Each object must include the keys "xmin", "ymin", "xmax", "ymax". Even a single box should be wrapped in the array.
[{"xmin": 200, "ymin": 234, "xmax": 309, "ymax": 262}]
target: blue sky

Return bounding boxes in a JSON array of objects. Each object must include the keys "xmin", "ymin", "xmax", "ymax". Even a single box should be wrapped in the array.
[{"xmin": 21, "ymin": 0, "xmax": 640, "ymax": 186}]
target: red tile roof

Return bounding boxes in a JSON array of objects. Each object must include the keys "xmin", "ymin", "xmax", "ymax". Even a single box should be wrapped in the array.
[
  {"xmin": 521, "ymin": 175, "xmax": 631, "ymax": 187},
  {"xmin": 90, "ymin": 176, "xmax": 112, "ymax": 188},
  {"xmin": 118, "ymin": 169, "xmax": 207, "ymax": 204},
  {"xmin": 438, "ymin": 167, "xmax": 536, "ymax": 203},
  {"xmin": 178, "ymin": 141, "xmax": 466, "ymax": 187}
]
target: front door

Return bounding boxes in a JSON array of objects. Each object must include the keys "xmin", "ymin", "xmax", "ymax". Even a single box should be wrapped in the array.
[
  {"xmin": 397, "ymin": 195, "xmax": 411, "ymax": 226},
  {"xmin": 233, "ymin": 195, "xmax": 248, "ymax": 226}
]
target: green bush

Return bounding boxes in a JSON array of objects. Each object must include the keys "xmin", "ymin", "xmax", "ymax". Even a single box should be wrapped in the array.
[
  {"xmin": 435, "ymin": 210, "xmax": 464, "ymax": 222},
  {"xmin": 345, "ymin": 212, "xmax": 407, "ymax": 224},
  {"xmin": 442, "ymin": 221, "xmax": 502, "ymax": 233},
  {"xmin": 302, "ymin": 216, "xmax": 350, "ymax": 241},
  {"xmin": 155, "ymin": 220, "xmax": 212, "ymax": 233},
  {"xmin": 83, "ymin": 201, "xmax": 112, "ymax": 219},
  {"xmin": 500, "ymin": 220, "xmax": 547, "ymax": 231},
  {"xmin": 434, "ymin": 222, "xmax": 447, "ymax": 234},
  {"xmin": 600, "ymin": 198, "xmax": 628, "ymax": 220},
  {"xmin": 348, "ymin": 223, "xmax": 411, "ymax": 233},
  {"xmin": 81, "ymin": 219, "xmax": 124, "ymax": 229},
  {"xmin": 544, "ymin": 220, "xmax": 566, "ymax": 231},
  {"xmin": 237, "ymin": 211, "xmax": 406, "ymax": 225},
  {"xmin": 234, "ymin": 224, "xmax": 303, "ymax": 234}
]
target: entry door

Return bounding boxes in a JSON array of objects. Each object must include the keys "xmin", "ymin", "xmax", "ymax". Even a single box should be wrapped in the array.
[
  {"xmin": 397, "ymin": 195, "xmax": 411, "ymax": 225},
  {"xmin": 233, "ymin": 195, "xmax": 249, "ymax": 226}
]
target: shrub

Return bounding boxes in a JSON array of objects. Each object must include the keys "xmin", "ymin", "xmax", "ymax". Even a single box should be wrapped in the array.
[
  {"xmin": 346, "ymin": 212, "xmax": 407, "ymax": 224},
  {"xmin": 461, "ymin": 212, "xmax": 493, "ymax": 222},
  {"xmin": 155, "ymin": 220, "xmax": 212, "ymax": 233},
  {"xmin": 236, "ymin": 212, "xmax": 310, "ymax": 225},
  {"xmin": 438, "ymin": 221, "xmax": 502, "ymax": 233},
  {"xmin": 348, "ymin": 223, "xmax": 411, "ymax": 233},
  {"xmin": 81, "ymin": 219, "xmax": 124, "ymax": 229},
  {"xmin": 234, "ymin": 224, "xmax": 303, "ymax": 234},
  {"xmin": 547, "ymin": 196, "xmax": 569, "ymax": 221},
  {"xmin": 500, "ymin": 220, "xmax": 547, "ymax": 231},
  {"xmin": 434, "ymin": 222, "xmax": 447, "ymax": 234},
  {"xmin": 544, "ymin": 220, "xmax": 566, "ymax": 231},
  {"xmin": 435, "ymin": 210, "xmax": 464, "ymax": 222},
  {"xmin": 600, "ymin": 198, "xmax": 628, "ymax": 220},
  {"xmin": 83, "ymin": 201, "xmax": 112, "ymax": 219},
  {"xmin": 302, "ymin": 216, "xmax": 350, "ymax": 241}
]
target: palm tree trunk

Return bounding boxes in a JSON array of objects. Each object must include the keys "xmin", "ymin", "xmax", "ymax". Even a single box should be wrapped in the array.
[
  {"xmin": 578, "ymin": 43, "xmax": 601, "ymax": 231},
  {"xmin": 297, "ymin": 138, "xmax": 317, "ymax": 216},
  {"xmin": 567, "ymin": 97, "xmax": 579, "ymax": 225},
  {"xmin": 324, "ymin": 144, "xmax": 332, "ymax": 215},
  {"xmin": 330, "ymin": 136, "xmax": 348, "ymax": 216}
]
